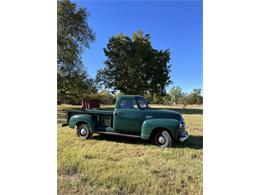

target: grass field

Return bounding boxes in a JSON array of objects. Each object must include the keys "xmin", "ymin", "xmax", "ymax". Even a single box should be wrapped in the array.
[{"xmin": 57, "ymin": 104, "xmax": 203, "ymax": 195}]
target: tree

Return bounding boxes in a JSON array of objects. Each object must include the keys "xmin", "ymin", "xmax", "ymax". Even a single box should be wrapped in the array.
[
  {"xmin": 96, "ymin": 31, "xmax": 171, "ymax": 95},
  {"xmin": 58, "ymin": 0, "xmax": 95, "ymax": 65},
  {"xmin": 186, "ymin": 88, "xmax": 203, "ymax": 104},
  {"xmin": 57, "ymin": 62, "xmax": 97, "ymax": 101},
  {"xmin": 57, "ymin": 0, "xmax": 96, "ymax": 100},
  {"xmin": 162, "ymin": 94, "xmax": 171, "ymax": 105},
  {"xmin": 169, "ymin": 86, "xmax": 182, "ymax": 104}
]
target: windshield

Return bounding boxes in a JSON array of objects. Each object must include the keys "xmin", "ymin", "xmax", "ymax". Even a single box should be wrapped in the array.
[{"xmin": 135, "ymin": 97, "xmax": 149, "ymax": 109}]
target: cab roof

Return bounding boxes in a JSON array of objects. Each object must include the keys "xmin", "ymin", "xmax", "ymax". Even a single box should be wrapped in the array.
[{"xmin": 117, "ymin": 95, "xmax": 144, "ymax": 99}]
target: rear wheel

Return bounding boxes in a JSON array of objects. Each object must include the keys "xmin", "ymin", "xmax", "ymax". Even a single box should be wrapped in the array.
[
  {"xmin": 152, "ymin": 130, "xmax": 173, "ymax": 147},
  {"xmin": 76, "ymin": 123, "xmax": 92, "ymax": 139}
]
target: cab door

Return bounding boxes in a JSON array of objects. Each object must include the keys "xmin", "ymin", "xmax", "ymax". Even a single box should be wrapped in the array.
[{"xmin": 113, "ymin": 98, "xmax": 144, "ymax": 135}]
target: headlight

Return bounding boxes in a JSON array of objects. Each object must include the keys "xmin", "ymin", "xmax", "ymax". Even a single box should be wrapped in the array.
[{"xmin": 179, "ymin": 119, "xmax": 185, "ymax": 129}]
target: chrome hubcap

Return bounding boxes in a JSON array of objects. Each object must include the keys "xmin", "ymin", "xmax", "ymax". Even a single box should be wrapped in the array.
[
  {"xmin": 80, "ymin": 128, "xmax": 87, "ymax": 136},
  {"xmin": 158, "ymin": 136, "xmax": 166, "ymax": 144}
]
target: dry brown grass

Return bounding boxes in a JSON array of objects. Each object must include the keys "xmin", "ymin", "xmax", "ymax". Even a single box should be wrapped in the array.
[{"xmin": 57, "ymin": 104, "xmax": 203, "ymax": 195}]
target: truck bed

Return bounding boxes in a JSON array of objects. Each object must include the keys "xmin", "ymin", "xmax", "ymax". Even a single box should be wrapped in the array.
[
  {"xmin": 65, "ymin": 109, "xmax": 114, "ymax": 115},
  {"xmin": 64, "ymin": 109, "xmax": 114, "ymax": 129}
]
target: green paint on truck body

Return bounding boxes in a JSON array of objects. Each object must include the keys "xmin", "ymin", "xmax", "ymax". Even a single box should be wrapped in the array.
[
  {"xmin": 141, "ymin": 118, "xmax": 180, "ymax": 140},
  {"xmin": 66, "ymin": 95, "xmax": 188, "ymax": 142},
  {"xmin": 69, "ymin": 114, "xmax": 96, "ymax": 132}
]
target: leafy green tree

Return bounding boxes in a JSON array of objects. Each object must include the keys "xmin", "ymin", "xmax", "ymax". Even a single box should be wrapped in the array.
[
  {"xmin": 58, "ymin": 0, "xmax": 96, "ymax": 100},
  {"xmin": 162, "ymin": 94, "xmax": 171, "ymax": 105},
  {"xmin": 96, "ymin": 31, "xmax": 171, "ymax": 95},
  {"xmin": 57, "ymin": 62, "xmax": 97, "ymax": 101},
  {"xmin": 178, "ymin": 92, "xmax": 188, "ymax": 105},
  {"xmin": 169, "ymin": 86, "xmax": 182, "ymax": 104},
  {"xmin": 58, "ymin": 0, "xmax": 95, "ymax": 65},
  {"xmin": 186, "ymin": 88, "xmax": 203, "ymax": 104}
]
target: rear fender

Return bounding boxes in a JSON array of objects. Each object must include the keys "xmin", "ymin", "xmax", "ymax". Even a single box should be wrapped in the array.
[
  {"xmin": 141, "ymin": 118, "xmax": 180, "ymax": 140},
  {"xmin": 68, "ymin": 114, "xmax": 96, "ymax": 132}
]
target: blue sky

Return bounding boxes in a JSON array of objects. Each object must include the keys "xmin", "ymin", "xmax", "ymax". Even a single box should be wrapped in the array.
[{"xmin": 73, "ymin": 0, "xmax": 202, "ymax": 94}]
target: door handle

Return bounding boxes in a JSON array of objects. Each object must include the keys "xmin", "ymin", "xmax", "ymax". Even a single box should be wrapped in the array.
[{"xmin": 113, "ymin": 111, "xmax": 122, "ymax": 115}]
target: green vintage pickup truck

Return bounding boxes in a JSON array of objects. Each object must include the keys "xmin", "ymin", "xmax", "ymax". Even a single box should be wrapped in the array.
[{"xmin": 64, "ymin": 95, "xmax": 188, "ymax": 147}]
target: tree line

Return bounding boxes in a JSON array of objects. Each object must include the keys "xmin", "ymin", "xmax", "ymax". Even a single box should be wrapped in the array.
[{"xmin": 57, "ymin": 0, "xmax": 202, "ymax": 105}]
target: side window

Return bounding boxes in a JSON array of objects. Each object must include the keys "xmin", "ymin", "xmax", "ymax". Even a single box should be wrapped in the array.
[{"xmin": 118, "ymin": 98, "xmax": 138, "ymax": 109}]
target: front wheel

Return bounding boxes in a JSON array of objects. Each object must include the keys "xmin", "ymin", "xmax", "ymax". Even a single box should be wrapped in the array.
[
  {"xmin": 152, "ymin": 130, "xmax": 173, "ymax": 147},
  {"xmin": 76, "ymin": 123, "xmax": 92, "ymax": 139}
]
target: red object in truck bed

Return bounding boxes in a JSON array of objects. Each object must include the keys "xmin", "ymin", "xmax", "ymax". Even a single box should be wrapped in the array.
[{"xmin": 82, "ymin": 99, "xmax": 100, "ymax": 109}]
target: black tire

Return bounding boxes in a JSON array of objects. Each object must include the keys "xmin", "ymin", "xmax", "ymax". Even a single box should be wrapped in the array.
[
  {"xmin": 152, "ymin": 130, "xmax": 173, "ymax": 147},
  {"xmin": 76, "ymin": 123, "xmax": 92, "ymax": 139}
]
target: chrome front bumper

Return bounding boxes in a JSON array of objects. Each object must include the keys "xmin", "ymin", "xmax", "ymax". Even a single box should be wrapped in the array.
[{"xmin": 179, "ymin": 131, "xmax": 189, "ymax": 142}]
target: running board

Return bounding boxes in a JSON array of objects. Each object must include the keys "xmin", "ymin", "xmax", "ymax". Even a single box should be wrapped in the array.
[{"xmin": 94, "ymin": 131, "xmax": 141, "ymax": 139}]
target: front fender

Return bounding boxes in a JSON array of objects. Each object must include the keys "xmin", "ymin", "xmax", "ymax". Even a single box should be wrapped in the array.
[
  {"xmin": 141, "ymin": 118, "xmax": 180, "ymax": 140},
  {"xmin": 68, "ymin": 114, "xmax": 96, "ymax": 132}
]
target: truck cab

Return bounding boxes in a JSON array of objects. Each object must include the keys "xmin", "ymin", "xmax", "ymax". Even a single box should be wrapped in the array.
[{"xmin": 65, "ymin": 95, "xmax": 189, "ymax": 147}]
